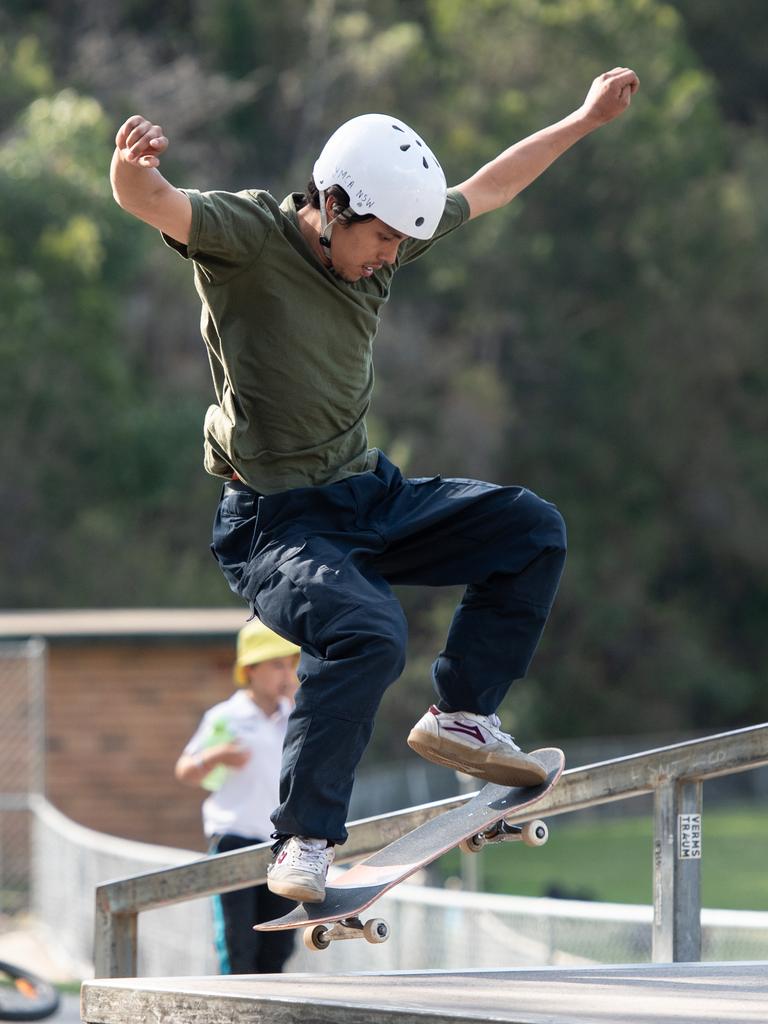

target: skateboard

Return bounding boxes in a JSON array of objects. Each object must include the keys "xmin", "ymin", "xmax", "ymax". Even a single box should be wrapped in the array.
[{"xmin": 255, "ymin": 746, "xmax": 564, "ymax": 950}]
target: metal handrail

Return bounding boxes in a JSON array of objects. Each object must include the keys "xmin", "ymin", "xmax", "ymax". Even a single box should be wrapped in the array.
[{"xmin": 94, "ymin": 722, "xmax": 768, "ymax": 976}]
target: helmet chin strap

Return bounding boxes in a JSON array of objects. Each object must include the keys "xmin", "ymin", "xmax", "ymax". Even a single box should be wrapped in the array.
[{"xmin": 318, "ymin": 188, "xmax": 352, "ymax": 269}]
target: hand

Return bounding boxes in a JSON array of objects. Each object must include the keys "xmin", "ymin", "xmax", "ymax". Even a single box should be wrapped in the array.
[
  {"xmin": 210, "ymin": 742, "xmax": 251, "ymax": 769},
  {"xmin": 580, "ymin": 68, "xmax": 640, "ymax": 127},
  {"xmin": 115, "ymin": 115, "xmax": 169, "ymax": 169}
]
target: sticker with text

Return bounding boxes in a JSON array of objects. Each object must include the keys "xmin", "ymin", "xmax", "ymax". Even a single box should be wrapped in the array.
[{"xmin": 678, "ymin": 813, "xmax": 702, "ymax": 859}]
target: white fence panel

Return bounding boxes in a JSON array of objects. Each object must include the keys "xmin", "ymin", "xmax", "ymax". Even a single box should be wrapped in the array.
[{"xmin": 31, "ymin": 797, "xmax": 217, "ymax": 977}]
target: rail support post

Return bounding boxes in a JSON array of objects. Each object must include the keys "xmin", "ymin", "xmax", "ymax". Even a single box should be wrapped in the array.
[
  {"xmin": 652, "ymin": 778, "xmax": 702, "ymax": 962},
  {"xmin": 94, "ymin": 900, "xmax": 138, "ymax": 978}
]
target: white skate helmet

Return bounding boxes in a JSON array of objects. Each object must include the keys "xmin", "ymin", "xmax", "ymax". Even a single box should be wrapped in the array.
[{"xmin": 313, "ymin": 113, "xmax": 447, "ymax": 240}]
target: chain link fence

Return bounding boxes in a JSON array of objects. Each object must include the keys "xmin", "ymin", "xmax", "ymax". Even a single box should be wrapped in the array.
[
  {"xmin": 0, "ymin": 639, "xmax": 46, "ymax": 918},
  {"xmin": 31, "ymin": 797, "xmax": 214, "ymax": 978}
]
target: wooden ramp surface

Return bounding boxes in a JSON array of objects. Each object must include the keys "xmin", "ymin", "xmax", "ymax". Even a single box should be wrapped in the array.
[{"xmin": 82, "ymin": 961, "xmax": 767, "ymax": 1024}]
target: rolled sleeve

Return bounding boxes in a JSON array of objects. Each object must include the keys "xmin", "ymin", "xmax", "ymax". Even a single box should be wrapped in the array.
[{"xmin": 162, "ymin": 188, "xmax": 274, "ymax": 284}]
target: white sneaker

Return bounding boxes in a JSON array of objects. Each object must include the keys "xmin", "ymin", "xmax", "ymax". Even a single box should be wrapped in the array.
[
  {"xmin": 267, "ymin": 836, "xmax": 335, "ymax": 903},
  {"xmin": 407, "ymin": 705, "xmax": 547, "ymax": 787}
]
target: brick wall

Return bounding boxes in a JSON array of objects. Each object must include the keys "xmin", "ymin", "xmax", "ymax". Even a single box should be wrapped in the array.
[{"xmin": 45, "ymin": 642, "xmax": 238, "ymax": 851}]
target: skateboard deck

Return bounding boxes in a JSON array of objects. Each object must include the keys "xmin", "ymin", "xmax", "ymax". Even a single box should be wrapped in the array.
[{"xmin": 255, "ymin": 746, "xmax": 564, "ymax": 947}]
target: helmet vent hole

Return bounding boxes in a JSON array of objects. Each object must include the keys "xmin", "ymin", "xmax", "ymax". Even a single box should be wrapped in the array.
[
  {"xmin": 416, "ymin": 140, "xmax": 423, "ymax": 147},
  {"xmin": 392, "ymin": 124, "xmax": 405, "ymax": 132},
  {"xmin": 415, "ymin": 216, "xmax": 425, "ymax": 227},
  {"xmin": 400, "ymin": 144, "xmax": 411, "ymax": 151},
  {"xmin": 422, "ymin": 157, "xmax": 429, "ymax": 169}
]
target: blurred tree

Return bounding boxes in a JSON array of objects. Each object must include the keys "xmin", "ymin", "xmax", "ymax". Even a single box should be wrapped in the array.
[
  {"xmin": 369, "ymin": 0, "xmax": 768, "ymax": 743},
  {"xmin": 1, "ymin": 0, "xmax": 766, "ymax": 748},
  {"xmin": 0, "ymin": 55, "xmax": 229, "ymax": 606},
  {"xmin": 666, "ymin": 0, "xmax": 768, "ymax": 125}
]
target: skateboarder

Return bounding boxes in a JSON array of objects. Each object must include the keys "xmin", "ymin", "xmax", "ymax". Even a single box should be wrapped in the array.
[
  {"xmin": 175, "ymin": 620, "xmax": 300, "ymax": 972},
  {"xmin": 111, "ymin": 66, "xmax": 639, "ymax": 903}
]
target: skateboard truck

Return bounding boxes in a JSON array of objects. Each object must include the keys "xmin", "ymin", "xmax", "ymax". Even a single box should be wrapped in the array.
[
  {"xmin": 303, "ymin": 916, "xmax": 390, "ymax": 951},
  {"xmin": 459, "ymin": 817, "xmax": 549, "ymax": 854},
  {"xmin": 304, "ymin": 818, "xmax": 549, "ymax": 949}
]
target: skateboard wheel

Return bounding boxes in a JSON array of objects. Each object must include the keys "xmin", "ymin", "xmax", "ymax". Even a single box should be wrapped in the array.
[
  {"xmin": 363, "ymin": 918, "xmax": 390, "ymax": 944},
  {"xmin": 521, "ymin": 819, "xmax": 548, "ymax": 847},
  {"xmin": 458, "ymin": 833, "xmax": 485, "ymax": 854},
  {"xmin": 303, "ymin": 925, "xmax": 331, "ymax": 951}
]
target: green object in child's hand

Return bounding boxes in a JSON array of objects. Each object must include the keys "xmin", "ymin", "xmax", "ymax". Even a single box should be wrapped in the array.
[{"xmin": 201, "ymin": 717, "xmax": 235, "ymax": 791}]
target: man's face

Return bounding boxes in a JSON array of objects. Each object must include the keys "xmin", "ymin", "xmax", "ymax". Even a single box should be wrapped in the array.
[{"xmin": 329, "ymin": 216, "xmax": 408, "ymax": 282}]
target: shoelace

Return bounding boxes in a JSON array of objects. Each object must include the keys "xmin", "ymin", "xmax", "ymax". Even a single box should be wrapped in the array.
[
  {"xmin": 271, "ymin": 834, "xmax": 331, "ymax": 871},
  {"xmin": 486, "ymin": 713, "xmax": 521, "ymax": 751},
  {"xmin": 292, "ymin": 838, "xmax": 331, "ymax": 873}
]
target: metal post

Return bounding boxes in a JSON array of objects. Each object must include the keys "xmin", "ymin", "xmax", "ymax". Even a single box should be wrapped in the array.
[
  {"xmin": 94, "ymin": 904, "xmax": 138, "ymax": 978},
  {"xmin": 27, "ymin": 637, "xmax": 48, "ymax": 797},
  {"xmin": 652, "ymin": 779, "xmax": 702, "ymax": 962}
]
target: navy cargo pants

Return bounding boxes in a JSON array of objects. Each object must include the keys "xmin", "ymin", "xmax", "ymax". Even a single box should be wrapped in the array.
[{"xmin": 211, "ymin": 452, "xmax": 566, "ymax": 844}]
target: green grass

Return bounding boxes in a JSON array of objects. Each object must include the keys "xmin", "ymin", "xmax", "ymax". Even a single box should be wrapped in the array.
[
  {"xmin": 438, "ymin": 805, "xmax": 768, "ymax": 910},
  {"xmin": 55, "ymin": 981, "xmax": 83, "ymax": 995}
]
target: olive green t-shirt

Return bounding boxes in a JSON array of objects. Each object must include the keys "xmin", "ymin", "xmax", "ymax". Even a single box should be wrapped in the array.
[{"xmin": 163, "ymin": 186, "xmax": 470, "ymax": 493}]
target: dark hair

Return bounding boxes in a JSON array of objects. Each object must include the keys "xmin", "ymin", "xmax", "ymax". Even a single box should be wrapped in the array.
[{"xmin": 298, "ymin": 178, "xmax": 374, "ymax": 225}]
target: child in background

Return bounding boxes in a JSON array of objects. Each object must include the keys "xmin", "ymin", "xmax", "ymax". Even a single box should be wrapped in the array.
[{"xmin": 175, "ymin": 620, "xmax": 300, "ymax": 974}]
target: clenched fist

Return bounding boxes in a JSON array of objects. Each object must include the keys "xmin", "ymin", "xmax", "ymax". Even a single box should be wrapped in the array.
[
  {"xmin": 115, "ymin": 115, "xmax": 169, "ymax": 168},
  {"xmin": 581, "ymin": 68, "xmax": 640, "ymax": 127}
]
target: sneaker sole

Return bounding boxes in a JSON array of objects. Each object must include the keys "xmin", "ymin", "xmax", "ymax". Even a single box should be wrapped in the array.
[
  {"xmin": 267, "ymin": 875, "xmax": 326, "ymax": 903},
  {"xmin": 407, "ymin": 730, "xmax": 547, "ymax": 787}
]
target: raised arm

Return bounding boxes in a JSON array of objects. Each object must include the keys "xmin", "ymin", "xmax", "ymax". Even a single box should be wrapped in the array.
[
  {"xmin": 457, "ymin": 67, "xmax": 640, "ymax": 220},
  {"xmin": 110, "ymin": 115, "xmax": 192, "ymax": 244}
]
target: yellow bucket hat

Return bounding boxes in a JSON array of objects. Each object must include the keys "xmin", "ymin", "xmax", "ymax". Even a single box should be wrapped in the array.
[{"xmin": 234, "ymin": 620, "xmax": 300, "ymax": 685}]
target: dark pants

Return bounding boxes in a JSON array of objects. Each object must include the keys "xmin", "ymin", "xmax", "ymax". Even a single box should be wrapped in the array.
[
  {"xmin": 211, "ymin": 451, "xmax": 566, "ymax": 844},
  {"xmin": 211, "ymin": 834, "xmax": 295, "ymax": 973}
]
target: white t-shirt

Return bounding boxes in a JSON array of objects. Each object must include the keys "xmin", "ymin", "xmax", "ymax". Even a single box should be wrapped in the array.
[{"xmin": 183, "ymin": 689, "xmax": 291, "ymax": 840}]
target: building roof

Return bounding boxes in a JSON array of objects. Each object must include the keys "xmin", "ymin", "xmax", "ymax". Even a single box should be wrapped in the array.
[{"xmin": 0, "ymin": 609, "xmax": 250, "ymax": 642}]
